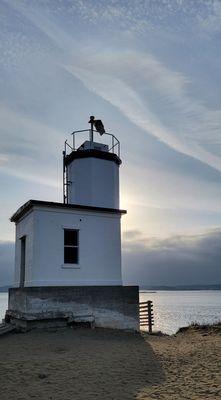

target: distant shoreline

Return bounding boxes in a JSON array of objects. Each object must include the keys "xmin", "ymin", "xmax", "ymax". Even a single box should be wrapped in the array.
[
  {"xmin": 1, "ymin": 284, "xmax": 221, "ymax": 293},
  {"xmin": 139, "ymin": 285, "xmax": 221, "ymax": 291}
]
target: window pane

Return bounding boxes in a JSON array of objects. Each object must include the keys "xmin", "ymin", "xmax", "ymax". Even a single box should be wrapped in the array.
[
  {"xmin": 64, "ymin": 247, "xmax": 78, "ymax": 264},
  {"xmin": 64, "ymin": 230, "xmax": 78, "ymax": 246}
]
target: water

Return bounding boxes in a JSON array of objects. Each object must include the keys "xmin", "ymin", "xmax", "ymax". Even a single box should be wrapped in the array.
[
  {"xmin": 1, "ymin": 291, "xmax": 220, "ymax": 334},
  {"xmin": 140, "ymin": 290, "xmax": 221, "ymax": 334}
]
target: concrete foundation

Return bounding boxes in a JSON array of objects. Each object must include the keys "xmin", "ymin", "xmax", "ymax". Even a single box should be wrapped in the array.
[{"xmin": 6, "ymin": 286, "xmax": 139, "ymax": 331}]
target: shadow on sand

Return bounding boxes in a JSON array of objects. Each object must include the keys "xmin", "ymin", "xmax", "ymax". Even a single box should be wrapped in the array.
[{"xmin": 0, "ymin": 328, "xmax": 165, "ymax": 400}]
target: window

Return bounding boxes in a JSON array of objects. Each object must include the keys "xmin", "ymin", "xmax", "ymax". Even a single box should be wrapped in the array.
[{"xmin": 64, "ymin": 229, "xmax": 79, "ymax": 264}]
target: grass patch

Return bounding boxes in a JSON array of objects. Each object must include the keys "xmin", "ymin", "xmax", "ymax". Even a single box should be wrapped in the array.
[{"xmin": 176, "ymin": 321, "xmax": 221, "ymax": 334}]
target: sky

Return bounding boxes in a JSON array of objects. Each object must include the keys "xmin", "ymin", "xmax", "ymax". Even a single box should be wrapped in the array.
[{"xmin": 0, "ymin": 0, "xmax": 221, "ymax": 286}]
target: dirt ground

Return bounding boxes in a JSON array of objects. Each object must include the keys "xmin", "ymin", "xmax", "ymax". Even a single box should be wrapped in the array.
[{"xmin": 0, "ymin": 327, "xmax": 220, "ymax": 399}]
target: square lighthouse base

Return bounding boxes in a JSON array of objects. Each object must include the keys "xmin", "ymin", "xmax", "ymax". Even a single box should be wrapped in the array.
[{"xmin": 6, "ymin": 286, "xmax": 139, "ymax": 331}]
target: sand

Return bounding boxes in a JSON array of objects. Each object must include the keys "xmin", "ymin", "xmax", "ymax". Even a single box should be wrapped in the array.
[{"xmin": 0, "ymin": 327, "xmax": 220, "ymax": 400}]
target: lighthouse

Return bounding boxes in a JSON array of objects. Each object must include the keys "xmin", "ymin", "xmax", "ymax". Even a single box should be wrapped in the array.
[{"xmin": 6, "ymin": 117, "xmax": 139, "ymax": 331}]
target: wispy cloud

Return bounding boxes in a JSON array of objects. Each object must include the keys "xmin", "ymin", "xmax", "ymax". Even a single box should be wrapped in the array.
[
  {"xmin": 66, "ymin": 49, "xmax": 221, "ymax": 172},
  {"xmin": 4, "ymin": 0, "xmax": 221, "ymax": 174},
  {"xmin": 14, "ymin": 0, "xmax": 221, "ymax": 37},
  {"xmin": 197, "ymin": 0, "xmax": 221, "ymax": 35}
]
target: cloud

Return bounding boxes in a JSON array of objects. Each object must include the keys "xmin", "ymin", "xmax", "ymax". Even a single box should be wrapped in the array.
[
  {"xmin": 0, "ymin": 104, "xmax": 62, "ymax": 187},
  {"xmin": 13, "ymin": 0, "xmax": 221, "ymax": 37},
  {"xmin": 4, "ymin": 1, "xmax": 221, "ymax": 174},
  {"xmin": 122, "ymin": 229, "xmax": 221, "ymax": 286},
  {"xmin": 0, "ymin": 241, "xmax": 14, "ymax": 286},
  {"xmin": 123, "ymin": 230, "xmax": 142, "ymax": 240},
  {"xmin": 65, "ymin": 49, "xmax": 221, "ymax": 173},
  {"xmin": 197, "ymin": 0, "xmax": 221, "ymax": 35},
  {"xmin": 1, "ymin": 0, "xmax": 221, "ymax": 248}
]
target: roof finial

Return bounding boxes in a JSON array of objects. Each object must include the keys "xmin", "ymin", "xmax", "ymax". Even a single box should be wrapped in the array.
[{"xmin": 88, "ymin": 116, "xmax": 95, "ymax": 142}]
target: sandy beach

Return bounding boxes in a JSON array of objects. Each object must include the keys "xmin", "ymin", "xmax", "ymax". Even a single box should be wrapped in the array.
[{"xmin": 0, "ymin": 327, "xmax": 220, "ymax": 400}]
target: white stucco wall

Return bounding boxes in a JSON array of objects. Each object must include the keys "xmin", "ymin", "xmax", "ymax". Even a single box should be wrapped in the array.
[
  {"xmin": 14, "ymin": 205, "xmax": 123, "ymax": 287},
  {"xmin": 67, "ymin": 157, "xmax": 119, "ymax": 208}
]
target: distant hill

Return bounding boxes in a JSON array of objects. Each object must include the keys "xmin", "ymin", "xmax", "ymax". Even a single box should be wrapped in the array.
[{"xmin": 140, "ymin": 284, "xmax": 221, "ymax": 291}]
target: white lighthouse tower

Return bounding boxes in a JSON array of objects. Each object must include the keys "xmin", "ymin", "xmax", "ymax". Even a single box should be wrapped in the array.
[
  {"xmin": 65, "ymin": 116, "xmax": 120, "ymax": 209},
  {"xmin": 7, "ymin": 117, "xmax": 139, "ymax": 330}
]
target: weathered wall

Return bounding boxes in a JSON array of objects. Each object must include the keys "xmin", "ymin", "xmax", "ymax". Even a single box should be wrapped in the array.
[
  {"xmin": 14, "ymin": 206, "xmax": 122, "ymax": 287},
  {"xmin": 8, "ymin": 286, "xmax": 139, "ymax": 331}
]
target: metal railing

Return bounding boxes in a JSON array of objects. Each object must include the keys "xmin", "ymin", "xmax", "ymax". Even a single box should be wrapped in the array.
[{"xmin": 64, "ymin": 129, "xmax": 120, "ymax": 158}]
